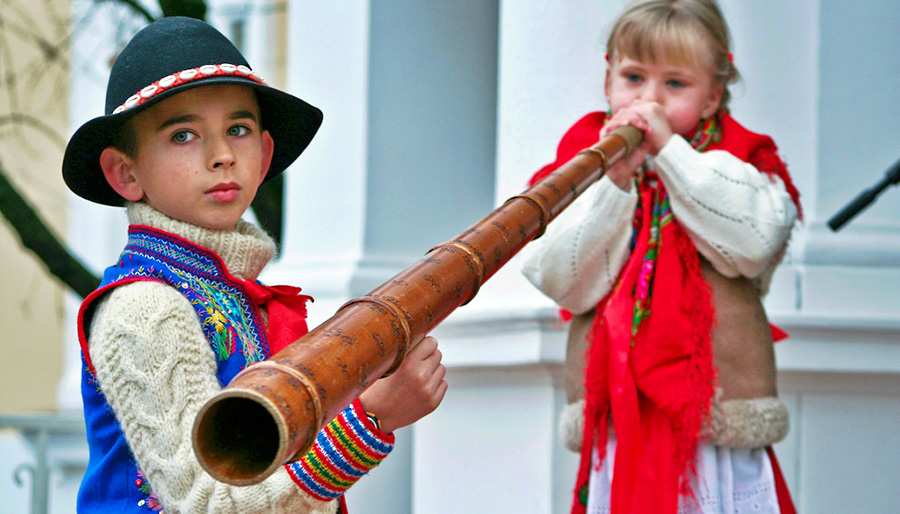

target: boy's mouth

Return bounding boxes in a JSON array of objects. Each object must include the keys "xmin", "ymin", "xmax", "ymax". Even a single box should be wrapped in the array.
[{"xmin": 207, "ymin": 182, "xmax": 240, "ymax": 202}]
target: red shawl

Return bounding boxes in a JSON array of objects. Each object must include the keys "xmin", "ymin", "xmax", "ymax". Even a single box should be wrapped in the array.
[{"xmin": 529, "ymin": 112, "xmax": 801, "ymax": 514}]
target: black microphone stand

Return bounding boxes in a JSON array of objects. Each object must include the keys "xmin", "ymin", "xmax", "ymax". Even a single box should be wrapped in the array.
[{"xmin": 828, "ymin": 157, "xmax": 900, "ymax": 231}]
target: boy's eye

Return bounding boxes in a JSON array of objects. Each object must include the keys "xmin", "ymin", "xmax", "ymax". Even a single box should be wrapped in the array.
[
  {"xmin": 228, "ymin": 125, "xmax": 249, "ymax": 137},
  {"xmin": 667, "ymin": 79, "xmax": 686, "ymax": 88},
  {"xmin": 172, "ymin": 130, "xmax": 196, "ymax": 143},
  {"xmin": 625, "ymin": 73, "xmax": 643, "ymax": 83}
]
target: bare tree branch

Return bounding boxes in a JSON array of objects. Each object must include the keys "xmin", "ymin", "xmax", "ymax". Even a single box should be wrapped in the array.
[
  {"xmin": 0, "ymin": 113, "xmax": 67, "ymax": 148},
  {"xmin": 107, "ymin": 0, "xmax": 156, "ymax": 23},
  {"xmin": 0, "ymin": 160, "xmax": 100, "ymax": 298}
]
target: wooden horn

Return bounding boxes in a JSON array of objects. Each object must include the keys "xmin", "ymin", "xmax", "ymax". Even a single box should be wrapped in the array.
[{"xmin": 192, "ymin": 124, "xmax": 644, "ymax": 485}]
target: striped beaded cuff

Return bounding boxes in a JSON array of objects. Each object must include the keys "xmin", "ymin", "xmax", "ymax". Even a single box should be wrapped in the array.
[{"xmin": 286, "ymin": 398, "xmax": 395, "ymax": 500}]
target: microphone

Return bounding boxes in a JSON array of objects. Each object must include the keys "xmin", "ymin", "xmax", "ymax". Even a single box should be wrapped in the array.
[{"xmin": 828, "ymin": 157, "xmax": 900, "ymax": 231}]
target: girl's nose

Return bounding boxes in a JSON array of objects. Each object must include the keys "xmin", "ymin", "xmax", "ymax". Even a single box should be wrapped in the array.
[{"xmin": 639, "ymin": 83, "xmax": 661, "ymax": 103}]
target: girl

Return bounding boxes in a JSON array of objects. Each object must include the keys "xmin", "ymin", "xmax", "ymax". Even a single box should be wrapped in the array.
[{"xmin": 521, "ymin": 1, "xmax": 802, "ymax": 513}]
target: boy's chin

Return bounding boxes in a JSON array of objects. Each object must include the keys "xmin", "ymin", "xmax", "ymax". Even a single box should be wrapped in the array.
[
  {"xmin": 196, "ymin": 212, "xmax": 243, "ymax": 231},
  {"xmin": 164, "ymin": 207, "xmax": 244, "ymax": 232}
]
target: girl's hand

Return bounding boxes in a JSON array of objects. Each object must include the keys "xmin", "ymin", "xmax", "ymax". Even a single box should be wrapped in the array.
[
  {"xmin": 626, "ymin": 100, "xmax": 673, "ymax": 154},
  {"xmin": 600, "ymin": 108, "xmax": 651, "ymax": 191},
  {"xmin": 358, "ymin": 336, "xmax": 448, "ymax": 433}
]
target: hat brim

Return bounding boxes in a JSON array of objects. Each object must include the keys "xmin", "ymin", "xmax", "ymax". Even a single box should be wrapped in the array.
[{"xmin": 62, "ymin": 75, "xmax": 322, "ymax": 206}]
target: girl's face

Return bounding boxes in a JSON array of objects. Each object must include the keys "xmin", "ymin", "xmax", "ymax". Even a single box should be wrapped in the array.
[{"xmin": 605, "ymin": 53, "xmax": 723, "ymax": 138}]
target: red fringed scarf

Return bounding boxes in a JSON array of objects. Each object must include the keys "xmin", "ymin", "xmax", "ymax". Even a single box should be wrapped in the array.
[
  {"xmin": 576, "ymin": 178, "xmax": 716, "ymax": 513},
  {"xmin": 529, "ymin": 111, "xmax": 801, "ymax": 514}
]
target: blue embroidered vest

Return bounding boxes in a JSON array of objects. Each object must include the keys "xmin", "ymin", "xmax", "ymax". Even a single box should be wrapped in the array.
[{"xmin": 76, "ymin": 225, "xmax": 275, "ymax": 512}]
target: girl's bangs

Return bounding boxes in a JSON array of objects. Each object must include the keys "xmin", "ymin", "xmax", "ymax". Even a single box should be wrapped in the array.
[{"xmin": 613, "ymin": 15, "xmax": 710, "ymax": 69}]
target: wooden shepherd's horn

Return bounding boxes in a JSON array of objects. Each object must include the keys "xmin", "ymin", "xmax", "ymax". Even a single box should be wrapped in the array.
[{"xmin": 192, "ymin": 124, "xmax": 644, "ymax": 485}]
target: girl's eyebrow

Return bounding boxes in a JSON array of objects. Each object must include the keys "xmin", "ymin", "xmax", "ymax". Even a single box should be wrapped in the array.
[{"xmin": 664, "ymin": 69, "xmax": 696, "ymax": 79}]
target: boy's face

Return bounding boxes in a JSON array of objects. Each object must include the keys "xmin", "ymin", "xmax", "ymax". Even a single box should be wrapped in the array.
[
  {"xmin": 605, "ymin": 53, "xmax": 722, "ymax": 139},
  {"xmin": 103, "ymin": 84, "xmax": 273, "ymax": 231}
]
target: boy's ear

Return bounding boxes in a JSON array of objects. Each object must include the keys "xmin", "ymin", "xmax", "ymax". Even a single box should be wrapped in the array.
[
  {"xmin": 258, "ymin": 130, "xmax": 275, "ymax": 185},
  {"xmin": 99, "ymin": 146, "xmax": 144, "ymax": 202}
]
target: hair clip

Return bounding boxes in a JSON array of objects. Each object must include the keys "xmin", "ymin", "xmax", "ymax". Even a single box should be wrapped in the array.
[{"xmin": 728, "ymin": 52, "xmax": 733, "ymax": 63}]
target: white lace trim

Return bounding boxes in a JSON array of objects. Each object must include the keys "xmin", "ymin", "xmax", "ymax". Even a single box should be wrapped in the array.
[{"xmin": 586, "ymin": 438, "xmax": 781, "ymax": 514}]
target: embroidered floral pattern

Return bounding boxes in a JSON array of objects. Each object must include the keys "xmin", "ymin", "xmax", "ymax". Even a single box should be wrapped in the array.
[
  {"xmin": 114, "ymin": 227, "xmax": 269, "ymax": 368},
  {"xmin": 129, "ymin": 230, "xmax": 219, "ymax": 274},
  {"xmin": 690, "ymin": 111, "xmax": 723, "ymax": 152},
  {"xmin": 186, "ymin": 271, "xmax": 265, "ymax": 365},
  {"xmin": 135, "ymin": 469, "xmax": 164, "ymax": 512},
  {"xmin": 630, "ymin": 189, "xmax": 672, "ymax": 343}
]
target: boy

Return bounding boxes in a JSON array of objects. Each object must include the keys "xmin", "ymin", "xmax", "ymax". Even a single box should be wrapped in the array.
[{"xmin": 63, "ymin": 17, "xmax": 447, "ymax": 513}]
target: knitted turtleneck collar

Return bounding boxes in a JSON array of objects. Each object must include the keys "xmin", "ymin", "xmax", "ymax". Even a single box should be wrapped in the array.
[{"xmin": 126, "ymin": 202, "xmax": 276, "ymax": 281}]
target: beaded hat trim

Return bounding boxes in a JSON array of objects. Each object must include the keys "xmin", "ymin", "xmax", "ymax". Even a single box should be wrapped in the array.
[{"xmin": 112, "ymin": 63, "xmax": 266, "ymax": 114}]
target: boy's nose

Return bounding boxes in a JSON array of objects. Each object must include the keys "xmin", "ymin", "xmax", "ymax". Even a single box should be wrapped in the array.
[{"xmin": 208, "ymin": 137, "xmax": 236, "ymax": 170}]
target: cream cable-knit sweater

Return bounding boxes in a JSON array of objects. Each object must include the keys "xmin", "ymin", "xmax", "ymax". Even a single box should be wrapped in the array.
[
  {"xmin": 88, "ymin": 202, "xmax": 336, "ymax": 514},
  {"xmin": 521, "ymin": 135, "xmax": 798, "ymax": 315}
]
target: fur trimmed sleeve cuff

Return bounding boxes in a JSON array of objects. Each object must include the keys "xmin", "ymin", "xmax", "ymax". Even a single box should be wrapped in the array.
[{"xmin": 559, "ymin": 400, "xmax": 586, "ymax": 453}]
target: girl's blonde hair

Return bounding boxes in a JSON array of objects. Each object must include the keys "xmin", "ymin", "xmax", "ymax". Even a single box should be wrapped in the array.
[{"xmin": 607, "ymin": 0, "xmax": 739, "ymax": 109}]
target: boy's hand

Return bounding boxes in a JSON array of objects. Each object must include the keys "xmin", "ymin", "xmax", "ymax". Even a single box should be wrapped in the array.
[
  {"xmin": 358, "ymin": 336, "xmax": 448, "ymax": 433},
  {"xmin": 600, "ymin": 108, "xmax": 651, "ymax": 191}
]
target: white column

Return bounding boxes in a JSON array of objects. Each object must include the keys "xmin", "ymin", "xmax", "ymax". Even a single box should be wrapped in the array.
[
  {"xmin": 263, "ymin": 2, "xmax": 371, "ymax": 323},
  {"xmin": 495, "ymin": 0, "xmax": 622, "ymax": 204},
  {"xmin": 406, "ymin": 1, "xmax": 616, "ymax": 512},
  {"xmin": 269, "ymin": 4, "xmax": 416, "ymax": 513}
]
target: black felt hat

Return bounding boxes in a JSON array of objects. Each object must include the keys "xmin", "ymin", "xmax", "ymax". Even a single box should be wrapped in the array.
[{"xmin": 63, "ymin": 16, "xmax": 322, "ymax": 206}]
